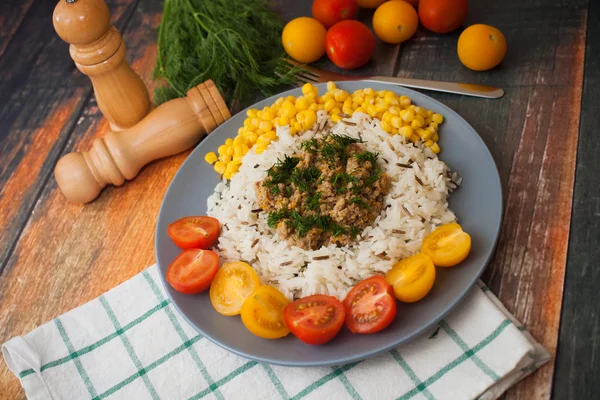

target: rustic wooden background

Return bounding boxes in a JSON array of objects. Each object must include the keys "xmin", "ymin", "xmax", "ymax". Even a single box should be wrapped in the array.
[{"xmin": 0, "ymin": 0, "xmax": 598, "ymax": 398}]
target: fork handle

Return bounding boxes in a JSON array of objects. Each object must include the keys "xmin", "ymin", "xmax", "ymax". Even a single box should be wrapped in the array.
[{"xmin": 363, "ymin": 76, "xmax": 504, "ymax": 99}]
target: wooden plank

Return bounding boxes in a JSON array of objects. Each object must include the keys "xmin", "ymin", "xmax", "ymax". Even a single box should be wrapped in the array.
[
  {"xmin": 0, "ymin": 0, "xmax": 139, "ymax": 272},
  {"xmin": 0, "ymin": 0, "xmax": 36, "ymax": 58},
  {"xmin": 393, "ymin": 1, "xmax": 587, "ymax": 399},
  {"xmin": 552, "ymin": 0, "xmax": 600, "ymax": 398}
]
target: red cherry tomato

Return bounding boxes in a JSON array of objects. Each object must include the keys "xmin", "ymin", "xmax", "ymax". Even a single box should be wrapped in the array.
[
  {"xmin": 312, "ymin": 0, "xmax": 358, "ymax": 29},
  {"xmin": 325, "ymin": 20, "xmax": 376, "ymax": 70},
  {"xmin": 167, "ymin": 216, "xmax": 220, "ymax": 250},
  {"xmin": 418, "ymin": 0, "xmax": 468, "ymax": 34},
  {"xmin": 343, "ymin": 276, "xmax": 397, "ymax": 334},
  {"xmin": 284, "ymin": 294, "xmax": 346, "ymax": 345},
  {"xmin": 166, "ymin": 249, "xmax": 219, "ymax": 294}
]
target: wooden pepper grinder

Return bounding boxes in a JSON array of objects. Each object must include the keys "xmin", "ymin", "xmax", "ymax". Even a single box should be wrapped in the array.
[
  {"xmin": 54, "ymin": 80, "xmax": 231, "ymax": 204},
  {"xmin": 53, "ymin": 0, "xmax": 151, "ymax": 131}
]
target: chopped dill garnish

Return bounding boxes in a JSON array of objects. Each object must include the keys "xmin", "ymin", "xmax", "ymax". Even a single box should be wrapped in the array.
[
  {"xmin": 301, "ymin": 138, "xmax": 319, "ymax": 153},
  {"xmin": 355, "ymin": 151, "xmax": 378, "ymax": 164},
  {"xmin": 319, "ymin": 134, "xmax": 363, "ymax": 164},
  {"xmin": 307, "ymin": 193, "xmax": 321, "ymax": 211},
  {"xmin": 332, "ymin": 224, "xmax": 347, "ymax": 237},
  {"xmin": 267, "ymin": 209, "xmax": 290, "ymax": 228},
  {"xmin": 332, "ymin": 172, "xmax": 360, "ymax": 194},
  {"xmin": 350, "ymin": 197, "xmax": 370, "ymax": 208},
  {"xmin": 265, "ymin": 155, "xmax": 300, "ymax": 194},
  {"xmin": 364, "ymin": 168, "xmax": 382, "ymax": 187},
  {"xmin": 290, "ymin": 166, "xmax": 321, "ymax": 192},
  {"xmin": 349, "ymin": 226, "xmax": 360, "ymax": 238}
]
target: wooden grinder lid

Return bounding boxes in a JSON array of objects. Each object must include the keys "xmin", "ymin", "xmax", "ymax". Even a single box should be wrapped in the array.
[{"xmin": 53, "ymin": 0, "xmax": 111, "ymax": 46}]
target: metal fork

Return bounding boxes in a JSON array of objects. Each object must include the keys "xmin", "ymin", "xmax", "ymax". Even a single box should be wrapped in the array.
[{"xmin": 284, "ymin": 60, "xmax": 504, "ymax": 99}]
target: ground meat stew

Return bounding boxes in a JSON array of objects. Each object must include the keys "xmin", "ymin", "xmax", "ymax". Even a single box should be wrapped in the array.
[{"xmin": 255, "ymin": 134, "xmax": 391, "ymax": 250}]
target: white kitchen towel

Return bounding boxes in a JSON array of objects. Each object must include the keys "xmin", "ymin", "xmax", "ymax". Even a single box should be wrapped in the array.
[{"xmin": 3, "ymin": 265, "xmax": 550, "ymax": 400}]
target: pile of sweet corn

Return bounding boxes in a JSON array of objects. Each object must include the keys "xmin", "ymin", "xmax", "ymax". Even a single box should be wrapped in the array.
[{"xmin": 205, "ymin": 82, "xmax": 444, "ymax": 180}]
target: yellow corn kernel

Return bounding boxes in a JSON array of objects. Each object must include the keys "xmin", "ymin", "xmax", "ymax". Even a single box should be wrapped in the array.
[
  {"xmin": 282, "ymin": 105, "xmax": 296, "ymax": 118},
  {"xmin": 259, "ymin": 120, "xmax": 272, "ymax": 132},
  {"xmin": 331, "ymin": 114, "xmax": 341, "ymax": 123},
  {"xmin": 355, "ymin": 107, "xmax": 366, "ymax": 114},
  {"xmin": 324, "ymin": 98, "xmax": 336, "ymax": 112},
  {"xmin": 246, "ymin": 133, "xmax": 258, "ymax": 144},
  {"xmin": 296, "ymin": 111, "xmax": 305, "ymax": 124},
  {"xmin": 286, "ymin": 95, "xmax": 296, "ymax": 102},
  {"xmin": 391, "ymin": 116, "xmax": 402, "ymax": 129},
  {"xmin": 399, "ymin": 125, "xmax": 413, "ymax": 138},
  {"xmin": 296, "ymin": 97, "xmax": 309, "ymax": 111},
  {"xmin": 424, "ymin": 140, "xmax": 434, "ymax": 147},
  {"xmin": 289, "ymin": 126, "xmax": 298, "ymax": 135},
  {"xmin": 317, "ymin": 104, "xmax": 325, "ymax": 111},
  {"xmin": 413, "ymin": 107, "xmax": 425, "ymax": 118},
  {"xmin": 250, "ymin": 118, "xmax": 260, "ymax": 128},
  {"xmin": 243, "ymin": 117, "xmax": 252, "ymax": 126},
  {"xmin": 220, "ymin": 153, "xmax": 232, "ymax": 163},
  {"xmin": 381, "ymin": 120, "xmax": 392, "ymax": 133},
  {"xmin": 257, "ymin": 135, "xmax": 270, "ymax": 146},
  {"xmin": 262, "ymin": 110, "xmax": 275, "ymax": 120},
  {"xmin": 256, "ymin": 110, "xmax": 264, "ymax": 119},
  {"xmin": 399, "ymin": 96, "xmax": 411, "ymax": 108},
  {"xmin": 425, "ymin": 118, "xmax": 432, "ymax": 125},
  {"xmin": 302, "ymin": 83, "xmax": 313, "ymax": 95},
  {"xmin": 275, "ymin": 97, "xmax": 285, "ymax": 105},
  {"xmin": 391, "ymin": 127, "xmax": 399, "ymax": 135},
  {"xmin": 334, "ymin": 90, "xmax": 349, "ymax": 102},
  {"xmin": 402, "ymin": 109, "xmax": 415, "ymax": 123},
  {"xmin": 367, "ymin": 105, "xmax": 378, "ymax": 117},
  {"xmin": 361, "ymin": 101, "xmax": 370, "ymax": 109},
  {"xmin": 226, "ymin": 146, "xmax": 234, "ymax": 156},
  {"xmin": 342, "ymin": 106, "xmax": 353, "ymax": 115},
  {"xmin": 428, "ymin": 122, "xmax": 439, "ymax": 131},
  {"xmin": 420, "ymin": 129, "xmax": 433, "ymax": 141},
  {"xmin": 364, "ymin": 88, "xmax": 375, "ymax": 96},
  {"xmin": 312, "ymin": 86, "xmax": 319, "ymax": 98},
  {"xmin": 278, "ymin": 115, "xmax": 290, "ymax": 126},
  {"xmin": 415, "ymin": 115, "xmax": 425, "ymax": 126},
  {"xmin": 432, "ymin": 132, "xmax": 440, "ymax": 142},
  {"xmin": 294, "ymin": 122, "xmax": 302, "ymax": 131},
  {"xmin": 375, "ymin": 103, "xmax": 388, "ymax": 113},
  {"xmin": 255, "ymin": 145, "xmax": 266, "ymax": 154},
  {"xmin": 381, "ymin": 111, "xmax": 392, "ymax": 123},
  {"xmin": 432, "ymin": 114, "xmax": 444, "ymax": 124},
  {"xmin": 218, "ymin": 145, "xmax": 228, "ymax": 155},
  {"xmin": 411, "ymin": 119, "xmax": 423, "ymax": 130},
  {"xmin": 309, "ymin": 103, "xmax": 319, "ymax": 111},
  {"xmin": 376, "ymin": 111, "xmax": 384, "ymax": 120},
  {"xmin": 388, "ymin": 106, "xmax": 401, "ymax": 116},
  {"xmin": 246, "ymin": 109, "xmax": 257, "ymax": 118},
  {"xmin": 410, "ymin": 134, "xmax": 420, "ymax": 143},
  {"xmin": 226, "ymin": 162, "xmax": 239, "ymax": 173},
  {"xmin": 430, "ymin": 142, "xmax": 441, "ymax": 154},
  {"xmin": 304, "ymin": 110, "xmax": 317, "ymax": 127},
  {"xmin": 233, "ymin": 135, "xmax": 246, "ymax": 145},
  {"xmin": 204, "ymin": 152, "xmax": 218, "ymax": 164},
  {"xmin": 265, "ymin": 130, "xmax": 277, "ymax": 140},
  {"xmin": 427, "ymin": 110, "xmax": 434, "ymax": 117},
  {"xmin": 327, "ymin": 81, "xmax": 337, "ymax": 91},
  {"xmin": 237, "ymin": 127, "xmax": 244, "ymax": 136},
  {"xmin": 225, "ymin": 138, "xmax": 233, "ymax": 146},
  {"xmin": 353, "ymin": 94, "xmax": 365, "ymax": 104},
  {"xmin": 214, "ymin": 161, "xmax": 226, "ymax": 174},
  {"xmin": 365, "ymin": 96, "xmax": 376, "ymax": 105},
  {"xmin": 331, "ymin": 106, "xmax": 341, "ymax": 115}
]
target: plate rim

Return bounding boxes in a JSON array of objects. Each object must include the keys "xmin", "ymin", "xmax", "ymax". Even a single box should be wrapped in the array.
[{"xmin": 154, "ymin": 81, "xmax": 504, "ymax": 367}]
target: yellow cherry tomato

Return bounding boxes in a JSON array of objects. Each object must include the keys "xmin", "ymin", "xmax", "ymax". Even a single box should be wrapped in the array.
[
  {"xmin": 209, "ymin": 262, "xmax": 261, "ymax": 316},
  {"xmin": 386, "ymin": 253, "xmax": 436, "ymax": 303},
  {"xmin": 241, "ymin": 286, "xmax": 290, "ymax": 339},
  {"xmin": 373, "ymin": 0, "xmax": 419, "ymax": 44},
  {"xmin": 457, "ymin": 24, "xmax": 507, "ymax": 71},
  {"xmin": 422, "ymin": 223, "xmax": 472, "ymax": 267},
  {"xmin": 282, "ymin": 17, "xmax": 327, "ymax": 63},
  {"xmin": 356, "ymin": 0, "xmax": 386, "ymax": 9}
]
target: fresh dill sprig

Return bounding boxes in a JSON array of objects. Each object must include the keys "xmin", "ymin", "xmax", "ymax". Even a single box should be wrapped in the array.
[
  {"xmin": 152, "ymin": 0, "xmax": 302, "ymax": 109},
  {"xmin": 307, "ymin": 193, "xmax": 321, "ymax": 211},
  {"xmin": 355, "ymin": 151, "xmax": 378, "ymax": 164},
  {"xmin": 265, "ymin": 156, "xmax": 300, "ymax": 194},
  {"xmin": 350, "ymin": 197, "xmax": 370, "ymax": 209},
  {"xmin": 267, "ymin": 209, "xmax": 290, "ymax": 229},
  {"xmin": 364, "ymin": 168, "xmax": 382, "ymax": 187},
  {"xmin": 301, "ymin": 138, "xmax": 319, "ymax": 153}
]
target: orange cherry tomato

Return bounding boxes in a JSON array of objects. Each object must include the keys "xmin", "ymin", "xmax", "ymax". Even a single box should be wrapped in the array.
[
  {"xmin": 457, "ymin": 24, "xmax": 507, "ymax": 71},
  {"xmin": 284, "ymin": 294, "xmax": 345, "ymax": 345},
  {"xmin": 210, "ymin": 261, "xmax": 261, "ymax": 316},
  {"xmin": 167, "ymin": 216, "xmax": 220, "ymax": 250},
  {"xmin": 343, "ymin": 276, "xmax": 397, "ymax": 334},
  {"xmin": 386, "ymin": 253, "xmax": 436, "ymax": 303},
  {"xmin": 312, "ymin": 0, "xmax": 358, "ymax": 29},
  {"xmin": 325, "ymin": 20, "xmax": 376, "ymax": 70},
  {"xmin": 422, "ymin": 223, "xmax": 472, "ymax": 267},
  {"xmin": 373, "ymin": 0, "xmax": 419, "ymax": 44},
  {"xmin": 418, "ymin": 0, "xmax": 468, "ymax": 34},
  {"xmin": 282, "ymin": 17, "xmax": 327, "ymax": 63},
  {"xmin": 166, "ymin": 249, "xmax": 219, "ymax": 294},
  {"xmin": 241, "ymin": 286, "xmax": 290, "ymax": 339}
]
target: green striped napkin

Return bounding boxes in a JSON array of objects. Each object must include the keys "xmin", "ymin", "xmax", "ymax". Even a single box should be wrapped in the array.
[{"xmin": 3, "ymin": 265, "xmax": 549, "ymax": 400}]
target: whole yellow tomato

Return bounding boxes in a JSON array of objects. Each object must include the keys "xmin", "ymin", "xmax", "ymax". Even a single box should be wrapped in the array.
[
  {"xmin": 373, "ymin": 0, "xmax": 419, "ymax": 44},
  {"xmin": 457, "ymin": 24, "xmax": 507, "ymax": 71},
  {"xmin": 282, "ymin": 17, "xmax": 327, "ymax": 63},
  {"xmin": 357, "ymin": 0, "xmax": 387, "ymax": 9}
]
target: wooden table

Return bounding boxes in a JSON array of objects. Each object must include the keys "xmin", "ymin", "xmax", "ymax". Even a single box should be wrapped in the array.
[{"xmin": 0, "ymin": 0, "xmax": 597, "ymax": 398}]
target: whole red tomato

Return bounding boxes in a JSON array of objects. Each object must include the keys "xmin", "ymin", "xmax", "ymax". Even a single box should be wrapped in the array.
[
  {"xmin": 418, "ymin": 0, "xmax": 468, "ymax": 33},
  {"xmin": 312, "ymin": 0, "xmax": 358, "ymax": 29},
  {"xmin": 325, "ymin": 20, "xmax": 375, "ymax": 69}
]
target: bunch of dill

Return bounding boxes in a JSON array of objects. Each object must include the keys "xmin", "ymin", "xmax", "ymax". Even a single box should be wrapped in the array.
[{"xmin": 152, "ymin": 0, "xmax": 300, "ymax": 110}]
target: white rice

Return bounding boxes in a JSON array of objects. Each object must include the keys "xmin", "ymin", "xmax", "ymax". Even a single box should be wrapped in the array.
[{"xmin": 207, "ymin": 112, "xmax": 459, "ymax": 300}]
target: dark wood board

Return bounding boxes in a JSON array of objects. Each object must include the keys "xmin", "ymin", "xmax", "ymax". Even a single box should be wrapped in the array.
[
  {"xmin": 553, "ymin": 0, "xmax": 600, "ymax": 398},
  {"xmin": 0, "ymin": 0, "xmax": 593, "ymax": 398}
]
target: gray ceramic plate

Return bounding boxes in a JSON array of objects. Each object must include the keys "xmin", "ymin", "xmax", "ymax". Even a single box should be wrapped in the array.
[{"xmin": 155, "ymin": 81, "xmax": 502, "ymax": 367}]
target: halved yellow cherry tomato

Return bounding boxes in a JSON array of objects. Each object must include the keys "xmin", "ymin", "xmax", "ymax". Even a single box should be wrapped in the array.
[
  {"xmin": 422, "ymin": 223, "xmax": 472, "ymax": 267},
  {"xmin": 386, "ymin": 253, "xmax": 436, "ymax": 303},
  {"xmin": 210, "ymin": 262, "xmax": 261, "ymax": 316},
  {"xmin": 241, "ymin": 286, "xmax": 290, "ymax": 339}
]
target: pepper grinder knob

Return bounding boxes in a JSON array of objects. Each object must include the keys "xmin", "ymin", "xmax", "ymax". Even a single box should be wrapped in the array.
[
  {"xmin": 53, "ymin": 0, "xmax": 151, "ymax": 131},
  {"xmin": 54, "ymin": 80, "xmax": 231, "ymax": 204}
]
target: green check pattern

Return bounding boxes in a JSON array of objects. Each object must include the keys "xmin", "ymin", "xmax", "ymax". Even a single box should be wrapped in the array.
[{"xmin": 3, "ymin": 266, "xmax": 550, "ymax": 400}]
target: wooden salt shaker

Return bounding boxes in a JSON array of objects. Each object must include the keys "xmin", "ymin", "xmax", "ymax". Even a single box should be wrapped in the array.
[
  {"xmin": 54, "ymin": 80, "xmax": 231, "ymax": 204},
  {"xmin": 53, "ymin": 0, "xmax": 151, "ymax": 131}
]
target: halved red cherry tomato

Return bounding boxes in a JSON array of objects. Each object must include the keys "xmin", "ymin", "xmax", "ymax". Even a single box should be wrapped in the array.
[
  {"xmin": 166, "ymin": 249, "xmax": 219, "ymax": 294},
  {"xmin": 167, "ymin": 216, "xmax": 220, "ymax": 250},
  {"xmin": 343, "ymin": 276, "xmax": 397, "ymax": 334},
  {"xmin": 284, "ymin": 294, "xmax": 345, "ymax": 345}
]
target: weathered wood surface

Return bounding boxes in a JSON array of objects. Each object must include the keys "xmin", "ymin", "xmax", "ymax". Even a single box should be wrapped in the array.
[{"xmin": 0, "ymin": 0, "xmax": 594, "ymax": 398}]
